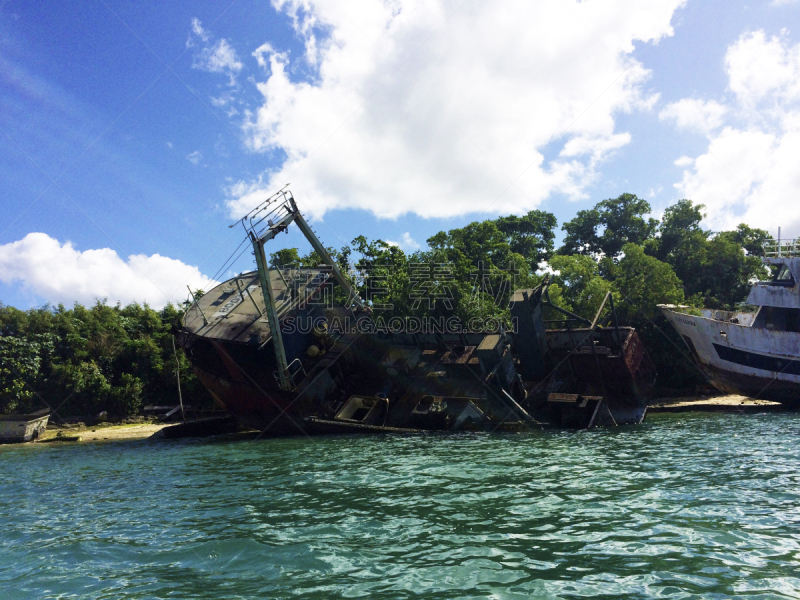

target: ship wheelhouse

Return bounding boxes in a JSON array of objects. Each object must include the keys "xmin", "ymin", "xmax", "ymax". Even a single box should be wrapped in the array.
[
  {"xmin": 658, "ymin": 237, "xmax": 800, "ymax": 406},
  {"xmin": 747, "ymin": 255, "xmax": 800, "ymax": 333}
]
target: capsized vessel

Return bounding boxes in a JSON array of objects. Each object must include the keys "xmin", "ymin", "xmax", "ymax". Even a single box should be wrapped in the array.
[{"xmin": 177, "ymin": 190, "xmax": 657, "ymax": 435}]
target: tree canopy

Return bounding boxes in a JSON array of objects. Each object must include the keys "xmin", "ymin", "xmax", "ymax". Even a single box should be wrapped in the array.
[
  {"xmin": 560, "ymin": 193, "xmax": 659, "ymax": 259},
  {"xmin": 0, "ymin": 301, "xmax": 211, "ymax": 417}
]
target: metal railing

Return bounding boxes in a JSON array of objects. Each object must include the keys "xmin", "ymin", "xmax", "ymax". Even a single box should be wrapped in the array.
[
  {"xmin": 273, "ymin": 358, "xmax": 307, "ymax": 392},
  {"xmin": 764, "ymin": 238, "xmax": 800, "ymax": 258}
]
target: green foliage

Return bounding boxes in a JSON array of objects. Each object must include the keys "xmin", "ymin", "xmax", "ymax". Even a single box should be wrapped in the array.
[
  {"xmin": 351, "ymin": 236, "xmax": 415, "ymax": 316},
  {"xmin": 561, "ymin": 193, "xmax": 658, "ymax": 259},
  {"xmin": 0, "ymin": 301, "xmax": 211, "ymax": 418},
  {"xmin": 613, "ymin": 244, "xmax": 684, "ymax": 324},
  {"xmin": 428, "ymin": 220, "xmax": 514, "ymax": 270},
  {"xmin": 270, "ymin": 248, "xmax": 301, "ymax": 268},
  {"xmin": 270, "ymin": 245, "xmax": 352, "ymax": 273},
  {"xmin": 643, "ymin": 200, "xmax": 769, "ymax": 309},
  {"xmin": 110, "ymin": 372, "xmax": 144, "ymax": 416},
  {"xmin": 717, "ymin": 224, "xmax": 771, "ymax": 257},
  {"xmin": 0, "ymin": 333, "xmax": 52, "ymax": 414},
  {"xmin": 607, "ymin": 244, "xmax": 697, "ymax": 389},
  {"xmin": 647, "ymin": 199, "xmax": 708, "ymax": 261},
  {"xmin": 495, "ymin": 210, "xmax": 557, "ymax": 269},
  {"xmin": 696, "ymin": 237, "xmax": 767, "ymax": 309},
  {"xmin": 548, "ymin": 255, "xmax": 617, "ymax": 320}
]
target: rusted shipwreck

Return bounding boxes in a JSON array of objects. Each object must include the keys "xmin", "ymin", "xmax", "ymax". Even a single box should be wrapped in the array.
[{"xmin": 177, "ymin": 190, "xmax": 656, "ymax": 436}]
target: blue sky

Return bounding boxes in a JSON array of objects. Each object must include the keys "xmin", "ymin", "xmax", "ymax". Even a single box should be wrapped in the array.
[{"xmin": 2, "ymin": 0, "xmax": 799, "ymax": 309}]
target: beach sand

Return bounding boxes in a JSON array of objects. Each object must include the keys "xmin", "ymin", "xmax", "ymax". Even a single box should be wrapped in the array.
[
  {"xmin": 39, "ymin": 422, "xmax": 170, "ymax": 443},
  {"xmin": 648, "ymin": 394, "xmax": 784, "ymax": 413}
]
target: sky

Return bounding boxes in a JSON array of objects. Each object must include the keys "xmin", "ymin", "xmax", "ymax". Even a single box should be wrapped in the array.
[{"xmin": 1, "ymin": 0, "xmax": 799, "ymax": 309}]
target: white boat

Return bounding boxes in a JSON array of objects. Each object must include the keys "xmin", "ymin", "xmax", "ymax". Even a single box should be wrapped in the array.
[
  {"xmin": 0, "ymin": 409, "xmax": 50, "ymax": 443},
  {"xmin": 659, "ymin": 238, "xmax": 800, "ymax": 406}
]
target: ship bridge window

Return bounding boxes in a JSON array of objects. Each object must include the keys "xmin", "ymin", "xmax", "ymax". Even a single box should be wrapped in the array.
[
  {"xmin": 762, "ymin": 307, "xmax": 800, "ymax": 332},
  {"xmin": 773, "ymin": 265, "xmax": 795, "ymax": 286}
]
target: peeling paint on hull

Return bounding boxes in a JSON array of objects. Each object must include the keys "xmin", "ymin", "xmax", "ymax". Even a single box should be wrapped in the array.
[{"xmin": 660, "ymin": 307, "xmax": 800, "ymax": 406}]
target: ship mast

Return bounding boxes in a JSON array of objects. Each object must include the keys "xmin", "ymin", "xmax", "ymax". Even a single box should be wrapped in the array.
[{"xmin": 237, "ymin": 189, "xmax": 365, "ymax": 391}]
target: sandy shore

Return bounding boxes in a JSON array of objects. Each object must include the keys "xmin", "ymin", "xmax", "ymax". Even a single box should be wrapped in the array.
[
  {"xmin": 649, "ymin": 394, "xmax": 784, "ymax": 413},
  {"xmin": 38, "ymin": 422, "xmax": 170, "ymax": 443}
]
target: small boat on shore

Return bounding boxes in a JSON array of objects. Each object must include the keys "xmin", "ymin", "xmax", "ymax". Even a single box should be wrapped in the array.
[
  {"xmin": 660, "ymin": 237, "xmax": 800, "ymax": 406},
  {"xmin": 0, "ymin": 409, "xmax": 50, "ymax": 443},
  {"xmin": 177, "ymin": 189, "xmax": 657, "ymax": 435}
]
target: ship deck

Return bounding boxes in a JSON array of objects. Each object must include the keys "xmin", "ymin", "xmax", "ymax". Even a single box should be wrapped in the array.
[{"xmin": 183, "ymin": 268, "xmax": 330, "ymax": 344}]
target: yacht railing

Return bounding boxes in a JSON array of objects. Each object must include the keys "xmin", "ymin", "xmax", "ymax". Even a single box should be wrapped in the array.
[{"xmin": 764, "ymin": 238, "xmax": 800, "ymax": 258}]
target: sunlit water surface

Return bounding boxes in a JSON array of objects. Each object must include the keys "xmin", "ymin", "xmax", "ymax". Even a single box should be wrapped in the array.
[{"xmin": 2, "ymin": 413, "xmax": 800, "ymax": 599}]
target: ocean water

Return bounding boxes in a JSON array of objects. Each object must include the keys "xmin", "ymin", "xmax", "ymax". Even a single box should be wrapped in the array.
[{"xmin": 2, "ymin": 413, "xmax": 800, "ymax": 599}]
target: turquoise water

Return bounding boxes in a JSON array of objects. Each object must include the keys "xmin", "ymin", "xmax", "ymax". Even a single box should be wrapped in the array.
[{"xmin": 2, "ymin": 413, "xmax": 800, "ymax": 599}]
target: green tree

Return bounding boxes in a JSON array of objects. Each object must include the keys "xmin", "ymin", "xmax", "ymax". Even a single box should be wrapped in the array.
[
  {"xmin": 428, "ymin": 220, "xmax": 513, "ymax": 270},
  {"xmin": 548, "ymin": 254, "xmax": 616, "ymax": 321},
  {"xmin": 270, "ymin": 248, "xmax": 301, "ymax": 268},
  {"xmin": 495, "ymin": 209, "xmax": 557, "ymax": 270},
  {"xmin": 717, "ymin": 224, "xmax": 771, "ymax": 257},
  {"xmin": 0, "ymin": 299, "xmax": 213, "ymax": 418},
  {"xmin": 0, "ymin": 335, "xmax": 52, "ymax": 414},
  {"xmin": 613, "ymin": 243, "xmax": 684, "ymax": 323},
  {"xmin": 646, "ymin": 199, "xmax": 708, "ymax": 262},
  {"xmin": 424, "ymin": 220, "xmax": 537, "ymax": 324},
  {"xmin": 350, "ymin": 236, "xmax": 414, "ymax": 316},
  {"xmin": 694, "ymin": 236, "xmax": 767, "ymax": 309},
  {"xmin": 561, "ymin": 193, "xmax": 658, "ymax": 259},
  {"xmin": 642, "ymin": 200, "xmax": 769, "ymax": 309}
]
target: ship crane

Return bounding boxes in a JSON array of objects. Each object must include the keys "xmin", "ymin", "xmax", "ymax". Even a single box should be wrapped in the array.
[{"xmin": 233, "ymin": 189, "xmax": 366, "ymax": 391}]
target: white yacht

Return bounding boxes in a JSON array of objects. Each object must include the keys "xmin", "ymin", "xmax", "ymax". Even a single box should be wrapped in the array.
[{"xmin": 659, "ymin": 238, "xmax": 800, "ymax": 406}]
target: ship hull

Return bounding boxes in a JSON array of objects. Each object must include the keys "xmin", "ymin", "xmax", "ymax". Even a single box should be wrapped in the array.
[
  {"xmin": 660, "ymin": 307, "xmax": 800, "ymax": 407},
  {"xmin": 192, "ymin": 366, "xmax": 308, "ymax": 435},
  {"xmin": 177, "ymin": 323, "xmax": 375, "ymax": 435}
]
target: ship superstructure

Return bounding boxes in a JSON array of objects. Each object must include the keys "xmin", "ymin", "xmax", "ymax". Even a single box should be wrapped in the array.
[{"xmin": 660, "ymin": 238, "xmax": 800, "ymax": 405}]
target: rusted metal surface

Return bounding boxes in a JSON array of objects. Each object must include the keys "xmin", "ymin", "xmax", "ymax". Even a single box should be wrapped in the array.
[{"xmin": 546, "ymin": 327, "xmax": 657, "ymax": 402}]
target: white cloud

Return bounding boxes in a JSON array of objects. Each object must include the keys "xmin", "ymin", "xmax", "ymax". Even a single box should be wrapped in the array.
[
  {"xmin": 386, "ymin": 232, "xmax": 421, "ymax": 251},
  {"xmin": 400, "ymin": 232, "xmax": 421, "ymax": 250},
  {"xmin": 670, "ymin": 31, "xmax": 800, "ymax": 236},
  {"xmin": 188, "ymin": 17, "xmax": 210, "ymax": 45},
  {"xmin": 253, "ymin": 43, "xmax": 278, "ymax": 69},
  {"xmin": 211, "ymin": 93, "xmax": 234, "ymax": 107},
  {"xmin": 0, "ymin": 233, "xmax": 215, "ymax": 308},
  {"xmin": 199, "ymin": 40, "xmax": 243, "ymax": 75},
  {"xmin": 187, "ymin": 150, "xmax": 202, "ymax": 165},
  {"xmin": 659, "ymin": 98, "xmax": 727, "ymax": 134},
  {"xmin": 726, "ymin": 31, "xmax": 800, "ymax": 108},
  {"xmin": 648, "ymin": 186, "xmax": 663, "ymax": 198},
  {"xmin": 188, "ymin": 19, "xmax": 243, "ymax": 84},
  {"xmin": 228, "ymin": 0, "xmax": 686, "ymax": 220}
]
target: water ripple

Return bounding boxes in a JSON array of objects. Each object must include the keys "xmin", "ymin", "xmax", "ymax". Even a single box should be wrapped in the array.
[{"xmin": 2, "ymin": 413, "xmax": 800, "ymax": 598}]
